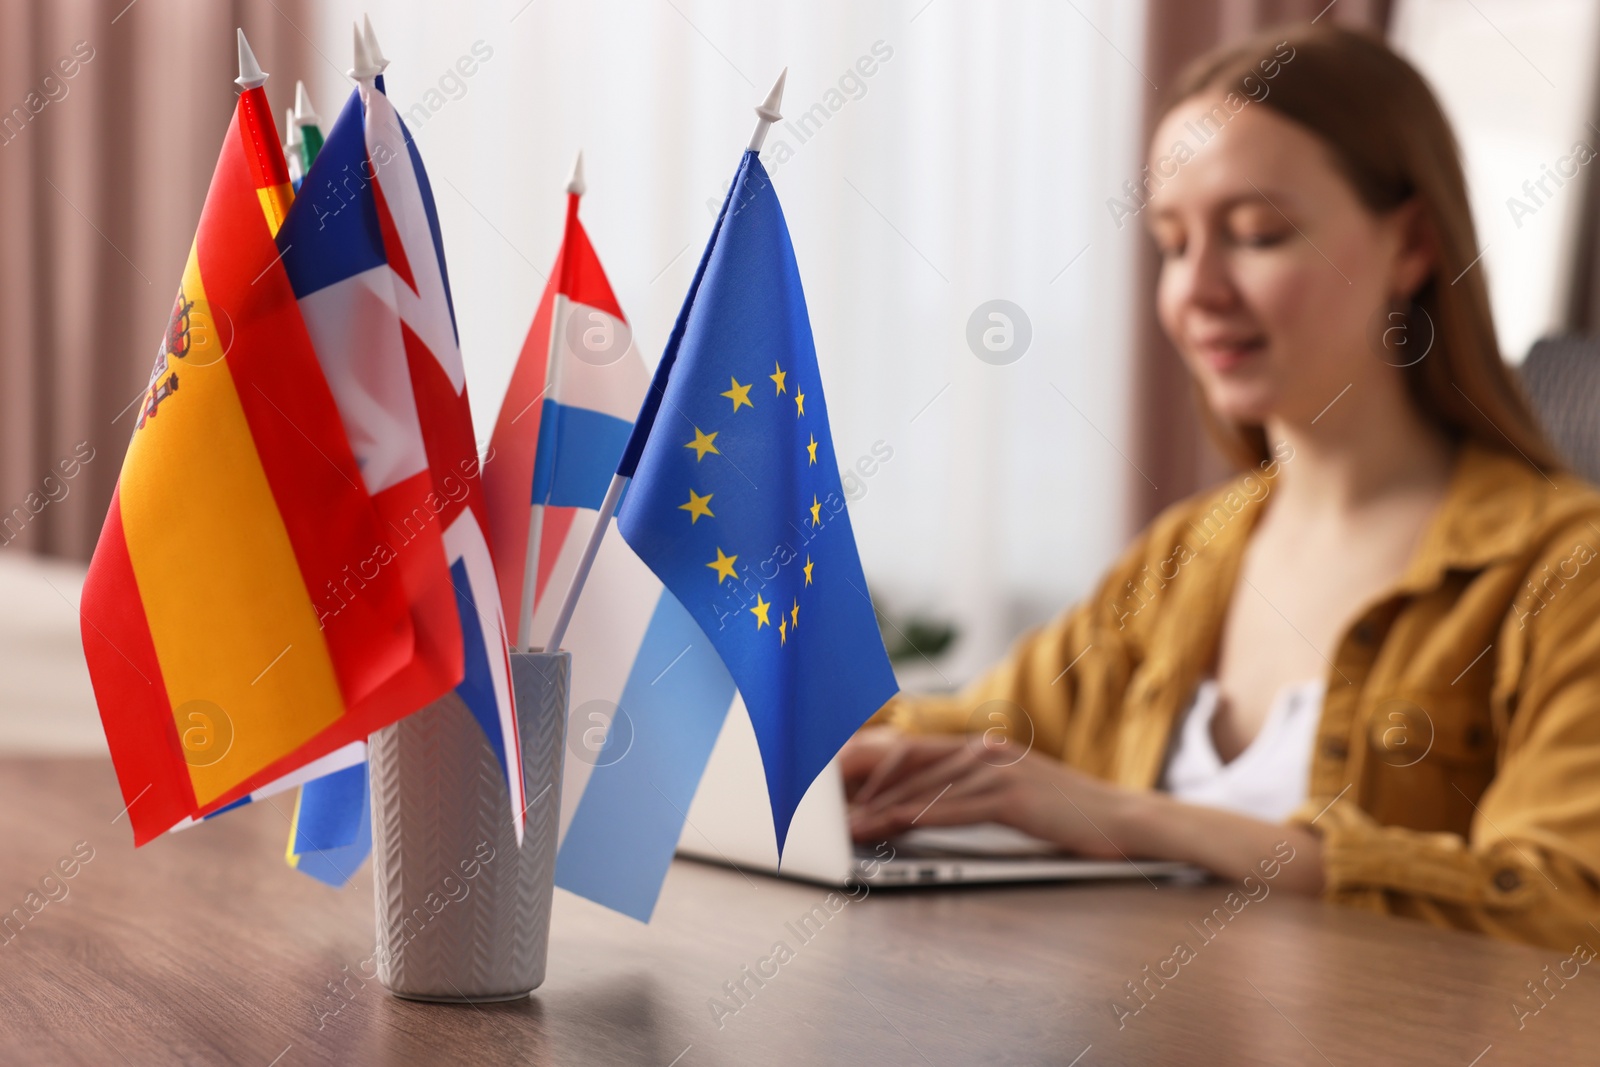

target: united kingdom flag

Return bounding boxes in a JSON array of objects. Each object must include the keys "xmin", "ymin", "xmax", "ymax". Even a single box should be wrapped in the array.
[{"xmin": 268, "ymin": 59, "xmax": 523, "ymax": 878}]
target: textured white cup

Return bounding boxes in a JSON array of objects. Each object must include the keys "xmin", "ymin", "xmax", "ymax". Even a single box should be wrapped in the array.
[{"xmin": 369, "ymin": 650, "xmax": 569, "ymax": 1002}]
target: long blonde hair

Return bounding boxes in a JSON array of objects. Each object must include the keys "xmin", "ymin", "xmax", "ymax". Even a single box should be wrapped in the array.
[{"xmin": 1161, "ymin": 24, "xmax": 1561, "ymax": 471}]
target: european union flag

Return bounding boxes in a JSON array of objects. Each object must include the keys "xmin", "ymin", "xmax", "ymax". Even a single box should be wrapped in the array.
[{"xmin": 616, "ymin": 151, "xmax": 899, "ymax": 851}]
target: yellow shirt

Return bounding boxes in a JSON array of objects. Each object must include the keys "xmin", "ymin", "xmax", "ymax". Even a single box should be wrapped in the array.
[{"xmin": 877, "ymin": 442, "xmax": 1600, "ymax": 948}]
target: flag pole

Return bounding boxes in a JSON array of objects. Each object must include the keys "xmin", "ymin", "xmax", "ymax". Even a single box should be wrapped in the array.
[
  {"xmin": 235, "ymin": 29, "xmax": 293, "ymax": 233},
  {"xmin": 518, "ymin": 152, "xmax": 584, "ymax": 650},
  {"xmin": 542, "ymin": 70, "xmax": 786, "ymax": 653},
  {"xmin": 284, "ymin": 108, "xmax": 304, "ymax": 184}
]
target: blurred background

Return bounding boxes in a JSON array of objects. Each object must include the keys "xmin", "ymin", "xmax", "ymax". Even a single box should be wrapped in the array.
[{"xmin": 4, "ymin": 0, "xmax": 1598, "ymax": 752}]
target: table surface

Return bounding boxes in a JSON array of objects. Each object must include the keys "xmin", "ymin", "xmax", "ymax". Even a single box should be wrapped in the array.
[{"xmin": 2, "ymin": 757, "xmax": 1595, "ymax": 1066}]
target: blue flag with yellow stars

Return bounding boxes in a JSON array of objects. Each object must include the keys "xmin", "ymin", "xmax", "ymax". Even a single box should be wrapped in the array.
[{"xmin": 615, "ymin": 150, "xmax": 899, "ymax": 852}]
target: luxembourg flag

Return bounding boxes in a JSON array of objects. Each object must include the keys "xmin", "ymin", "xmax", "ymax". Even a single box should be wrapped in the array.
[
  {"xmin": 274, "ymin": 41, "xmax": 524, "ymax": 879},
  {"xmin": 484, "ymin": 153, "xmax": 650, "ymax": 649},
  {"xmin": 480, "ymin": 160, "xmax": 736, "ymax": 921}
]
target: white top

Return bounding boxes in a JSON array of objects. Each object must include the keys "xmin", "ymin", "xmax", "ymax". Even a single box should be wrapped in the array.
[{"xmin": 1158, "ymin": 678, "xmax": 1324, "ymax": 823}]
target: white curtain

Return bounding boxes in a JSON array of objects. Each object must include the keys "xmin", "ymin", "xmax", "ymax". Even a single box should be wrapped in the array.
[
  {"xmin": 306, "ymin": 0, "xmax": 1149, "ymax": 684},
  {"xmin": 1390, "ymin": 0, "xmax": 1600, "ymax": 363}
]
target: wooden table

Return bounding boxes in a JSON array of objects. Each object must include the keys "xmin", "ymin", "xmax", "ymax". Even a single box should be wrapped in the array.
[{"xmin": 2, "ymin": 757, "xmax": 1594, "ymax": 1066}]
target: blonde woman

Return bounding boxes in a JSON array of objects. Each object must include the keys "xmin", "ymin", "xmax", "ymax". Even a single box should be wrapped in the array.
[{"xmin": 845, "ymin": 25, "xmax": 1600, "ymax": 950}]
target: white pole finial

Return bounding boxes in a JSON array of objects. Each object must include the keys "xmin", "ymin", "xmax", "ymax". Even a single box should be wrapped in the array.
[
  {"xmin": 567, "ymin": 150, "xmax": 586, "ymax": 196},
  {"xmin": 348, "ymin": 22, "xmax": 380, "ymax": 82},
  {"xmin": 293, "ymin": 80, "xmax": 319, "ymax": 126},
  {"xmin": 235, "ymin": 28, "xmax": 268, "ymax": 90},
  {"xmin": 748, "ymin": 67, "xmax": 786, "ymax": 152},
  {"xmin": 284, "ymin": 107, "xmax": 302, "ymax": 149},
  {"xmin": 362, "ymin": 14, "xmax": 390, "ymax": 74}
]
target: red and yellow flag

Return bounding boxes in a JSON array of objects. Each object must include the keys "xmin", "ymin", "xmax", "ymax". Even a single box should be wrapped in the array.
[{"xmin": 82, "ymin": 78, "xmax": 421, "ymax": 845}]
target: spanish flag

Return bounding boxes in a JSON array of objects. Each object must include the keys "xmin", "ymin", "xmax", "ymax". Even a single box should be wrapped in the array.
[{"xmin": 82, "ymin": 34, "xmax": 429, "ymax": 845}]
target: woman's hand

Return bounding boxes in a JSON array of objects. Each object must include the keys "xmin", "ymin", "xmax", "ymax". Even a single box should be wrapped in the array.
[
  {"xmin": 840, "ymin": 727, "xmax": 1142, "ymax": 859},
  {"xmin": 840, "ymin": 727, "xmax": 1327, "ymax": 893}
]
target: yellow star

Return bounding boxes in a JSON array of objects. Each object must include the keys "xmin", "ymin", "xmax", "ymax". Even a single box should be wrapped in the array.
[
  {"xmin": 679, "ymin": 488, "xmax": 714, "ymax": 524},
  {"xmin": 794, "ymin": 392, "xmax": 806, "ymax": 417},
  {"xmin": 803, "ymin": 556, "xmax": 814, "ymax": 585},
  {"xmin": 770, "ymin": 361, "xmax": 787, "ymax": 395},
  {"xmin": 809, "ymin": 495, "xmax": 822, "ymax": 527},
  {"xmin": 751, "ymin": 593, "xmax": 772, "ymax": 629},
  {"xmin": 791, "ymin": 599, "xmax": 799, "ymax": 628},
  {"xmin": 684, "ymin": 427, "xmax": 720, "ymax": 461},
  {"xmin": 806, "ymin": 434, "xmax": 818, "ymax": 465},
  {"xmin": 721, "ymin": 377, "xmax": 753, "ymax": 412},
  {"xmin": 706, "ymin": 547, "xmax": 738, "ymax": 584},
  {"xmin": 779, "ymin": 616, "xmax": 788, "ymax": 645}
]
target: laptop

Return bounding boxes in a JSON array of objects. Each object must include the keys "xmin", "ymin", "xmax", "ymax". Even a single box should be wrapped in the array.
[{"xmin": 676, "ymin": 699, "xmax": 1202, "ymax": 888}]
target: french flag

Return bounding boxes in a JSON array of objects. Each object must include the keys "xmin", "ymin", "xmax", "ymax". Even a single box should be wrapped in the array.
[
  {"xmin": 271, "ymin": 71, "xmax": 524, "ymax": 876},
  {"xmin": 483, "ymin": 160, "xmax": 738, "ymax": 922}
]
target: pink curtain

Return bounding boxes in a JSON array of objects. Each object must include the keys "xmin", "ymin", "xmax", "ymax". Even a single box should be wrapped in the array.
[{"xmin": 0, "ymin": 0, "xmax": 311, "ymax": 560}]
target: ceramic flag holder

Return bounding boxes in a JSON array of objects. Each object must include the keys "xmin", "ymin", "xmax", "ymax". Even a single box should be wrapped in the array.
[{"xmin": 369, "ymin": 650, "xmax": 569, "ymax": 1002}]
